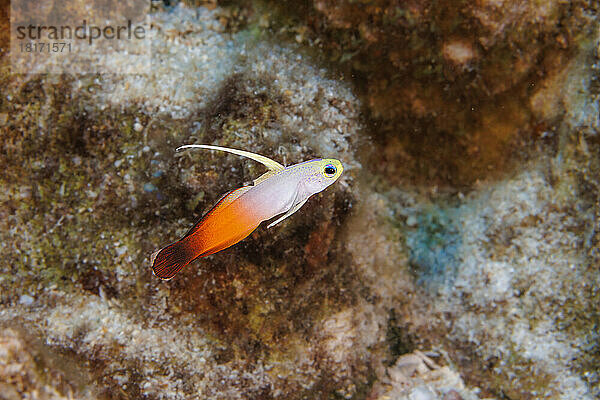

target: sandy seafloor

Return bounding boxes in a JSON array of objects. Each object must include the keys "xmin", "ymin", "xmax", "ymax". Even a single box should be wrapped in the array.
[{"xmin": 0, "ymin": 1, "xmax": 599, "ymax": 399}]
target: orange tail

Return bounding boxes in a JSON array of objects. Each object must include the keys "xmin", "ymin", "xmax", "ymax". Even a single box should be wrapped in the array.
[{"xmin": 151, "ymin": 240, "xmax": 195, "ymax": 280}]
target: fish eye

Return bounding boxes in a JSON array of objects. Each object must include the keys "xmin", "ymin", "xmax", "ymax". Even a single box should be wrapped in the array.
[{"xmin": 324, "ymin": 164, "xmax": 337, "ymax": 177}]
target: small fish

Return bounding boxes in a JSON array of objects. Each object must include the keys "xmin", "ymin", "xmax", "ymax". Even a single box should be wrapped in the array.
[{"xmin": 151, "ymin": 144, "xmax": 343, "ymax": 280}]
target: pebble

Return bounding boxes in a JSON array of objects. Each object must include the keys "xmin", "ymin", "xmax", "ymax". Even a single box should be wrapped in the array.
[
  {"xmin": 19, "ymin": 294, "xmax": 35, "ymax": 306},
  {"xmin": 406, "ymin": 215, "xmax": 418, "ymax": 227},
  {"xmin": 409, "ymin": 386, "xmax": 438, "ymax": 400},
  {"xmin": 443, "ymin": 389, "xmax": 463, "ymax": 400},
  {"xmin": 116, "ymin": 245, "xmax": 128, "ymax": 256}
]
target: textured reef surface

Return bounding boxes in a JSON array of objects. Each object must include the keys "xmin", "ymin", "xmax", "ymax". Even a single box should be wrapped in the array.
[{"xmin": 0, "ymin": 0, "xmax": 598, "ymax": 399}]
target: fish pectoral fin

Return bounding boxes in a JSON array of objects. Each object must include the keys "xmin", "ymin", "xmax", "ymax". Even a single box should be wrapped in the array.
[
  {"xmin": 267, "ymin": 197, "xmax": 308, "ymax": 228},
  {"xmin": 177, "ymin": 144, "xmax": 285, "ymax": 172}
]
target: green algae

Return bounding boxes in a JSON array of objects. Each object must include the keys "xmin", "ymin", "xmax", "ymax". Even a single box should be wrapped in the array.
[{"xmin": 1, "ymin": 76, "xmax": 193, "ymax": 299}]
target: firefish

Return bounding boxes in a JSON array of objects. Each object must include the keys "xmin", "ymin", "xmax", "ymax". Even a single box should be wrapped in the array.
[{"xmin": 151, "ymin": 144, "xmax": 343, "ymax": 280}]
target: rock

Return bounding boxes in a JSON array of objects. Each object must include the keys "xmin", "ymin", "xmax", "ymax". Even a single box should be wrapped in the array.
[
  {"xmin": 266, "ymin": 0, "xmax": 596, "ymax": 186},
  {"xmin": 18, "ymin": 295, "xmax": 34, "ymax": 306},
  {"xmin": 0, "ymin": 0, "xmax": 597, "ymax": 399},
  {"xmin": 442, "ymin": 40, "xmax": 476, "ymax": 66},
  {"xmin": 0, "ymin": 329, "xmax": 90, "ymax": 400},
  {"xmin": 443, "ymin": 389, "xmax": 464, "ymax": 400},
  {"xmin": 409, "ymin": 386, "xmax": 438, "ymax": 400}
]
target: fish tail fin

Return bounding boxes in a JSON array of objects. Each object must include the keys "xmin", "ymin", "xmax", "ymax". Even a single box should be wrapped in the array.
[{"xmin": 150, "ymin": 240, "xmax": 194, "ymax": 280}]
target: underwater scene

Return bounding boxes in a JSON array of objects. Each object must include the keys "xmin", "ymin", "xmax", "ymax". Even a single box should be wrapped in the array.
[{"xmin": 0, "ymin": 0, "xmax": 599, "ymax": 399}]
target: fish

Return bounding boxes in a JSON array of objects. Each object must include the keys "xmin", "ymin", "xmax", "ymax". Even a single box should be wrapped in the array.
[{"xmin": 151, "ymin": 144, "xmax": 344, "ymax": 280}]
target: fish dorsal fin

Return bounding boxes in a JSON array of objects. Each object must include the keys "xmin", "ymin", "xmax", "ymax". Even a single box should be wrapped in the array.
[
  {"xmin": 253, "ymin": 170, "xmax": 279, "ymax": 185},
  {"xmin": 177, "ymin": 144, "xmax": 285, "ymax": 172}
]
